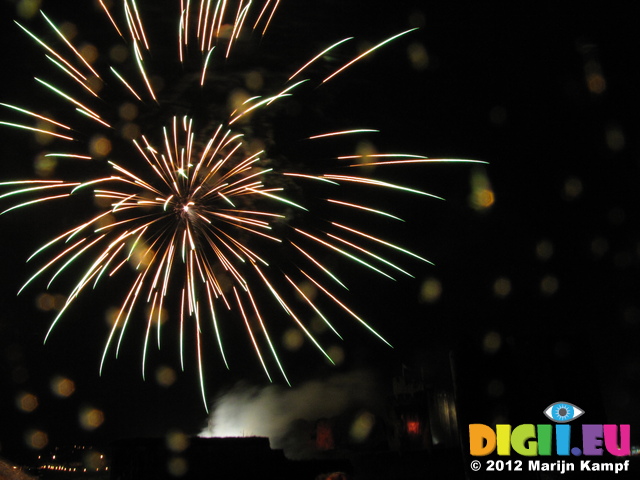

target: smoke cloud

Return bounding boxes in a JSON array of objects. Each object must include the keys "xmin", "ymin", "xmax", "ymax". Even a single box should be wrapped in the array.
[{"xmin": 200, "ymin": 370, "xmax": 383, "ymax": 458}]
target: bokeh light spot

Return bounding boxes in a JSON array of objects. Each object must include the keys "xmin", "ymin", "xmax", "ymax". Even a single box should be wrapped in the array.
[
  {"xmin": 17, "ymin": 0, "xmax": 41, "ymax": 19},
  {"xmin": 535, "ymin": 239, "xmax": 554, "ymax": 261},
  {"xmin": 24, "ymin": 429, "xmax": 48, "ymax": 450},
  {"xmin": 492, "ymin": 277, "xmax": 511, "ymax": 298},
  {"xmin": 482, "ymin": 331, "xmax": 502, "ymax": 354},
  {"xmin": 540, "ymin": 275, "xmax": 559, "ymax": 296},
  {"xmin": 16, "ymin": 392, "xmax": 39, "ymax": 413},
  {"xmin": 349, "ymin": 411, "xmax": 376, "ymax": 443},
  {"xmin": 167, "ymin": 457, "xmax": 188, "ymax": 477},
  {"xmin": 50, "ymin": 375, "xmax": 75, "ymax": 398},
  {"xmin": 89, "ymin": 135, "xmax": 112, "ymax": 158},
  {"xmin": 327, "ymin": 345, "xmax": 345, "ymax": 366},
  {"xmin": 166, "ymin": 430, "xmax": 190, "ymax": 453},
  {"xmin": 156, "ymin": 366, "xmax": 177, "ymax": 388},
  {"xmin": 563, "ymin": 177, "xmax": 583, "ymax": 200},
  {"xmin": 282, "ymin": 328, "xmax": 304, "ymax": 351},
  {"xmin": 420, "ymin": 277, "xmax": 442, "ymax": 303},
  {"xmin": 79, "ymin": 407, "xmax": 105, "ymax": 430}
]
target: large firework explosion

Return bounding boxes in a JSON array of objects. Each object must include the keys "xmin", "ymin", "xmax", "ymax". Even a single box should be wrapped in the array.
[{"xmin": 0, "ymin": 0, "xmax": 480, "ymax": 408}]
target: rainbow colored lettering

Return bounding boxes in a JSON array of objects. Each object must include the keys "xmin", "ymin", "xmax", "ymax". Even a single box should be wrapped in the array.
[{"xmin": 469, "ymin": 424, "xmax": 630, "ymax": 457}]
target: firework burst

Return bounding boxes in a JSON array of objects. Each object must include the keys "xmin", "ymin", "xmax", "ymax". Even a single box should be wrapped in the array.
[{"xmin": 0, "ymin": 0, "xmax": 482, "ymax": 409}]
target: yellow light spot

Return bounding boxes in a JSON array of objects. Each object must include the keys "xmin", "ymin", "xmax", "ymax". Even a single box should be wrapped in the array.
[
  {"xmin": 493, "ymin": 277, "xmax": 511, "ymax": 298},
  {"xmin": 245, "ymin": 71, "xmax": 264, "ymax": 91},
  {"xmin": 17, "ymin": 0, "xmax": 41, "ymax": 19},
  {"xmin": 420, "ymin": 277, "xmax": 442, "ymax": 303},
  {"xmin": 16, "ymin": 392, "xmax": 38, "ymax": 413},
  {"xmin": 89, "ymin": 136, "xmax": 112, "ymax": 158},
  {"xmin": 167, "ymin": 457, "xmax": 188, "ymax": 477},
  {"xmin": 349, "ymin": 411, "xmax": 376, "ymax": 443},
  {"xmin": 489, "ymin": 106, "xmax": 507, "ymax": 125},
  {"xmin": 166, "ymin": 430, "xmax": 190, "ymax": 453},
  {"xmin": 60, "ymin": 22, "xmax": 78, "ymax": 41},
  {"xmin": 605, "ymin": 125, "xmax": 625, "ymax": 152},
  {"xmin": 563, "ymin": 177, "xmax": 583, "ymax": 200},
  {"xmin": 591, "ymin": 237, "xmax": 608, "ymax": 257},
  {"xmin": 540, "ymin": 275, "xmax": 559, "ymax": 296},
  {"xmin": 487, "ymin": 379, "xmax": 505, "ymax": 398},
  {"xmin": 36, "ymin": 293, "xmax": 56, "ymax": 312},
  {"xmin": 119, "ymin": 102, "xmax": 139, "ymax": 122},
  {"xmin": 586, "ymin": 72, "xmax": 606, "ymax": 94},
  {"xmin": 469, "ymin": 167, "xmax": 494, "ymax": 211},
  {"xmin": 156, "ymin": 366, "xmax": 177, "ymax": 388},
  {"xmin": 482, "ymin": 331, "xmax": 501, "ymax": 354},
  {"xmin": 34, "ymin": 120, "xmax": 56, "ymax": 146},
  {"xmin": 50, "ymin": 376, "xmax": 75, "ymax": 398},
  {"xmin": 87, "ymin": 75, "xmax": 104, "ymax": 95},
  {"xmin": 80, "ymin": 43, "xmax": 99, "ymax": 64},
  {"xmin": 327, "ymin": 345, "xmax": 345, "ymax": 366},
  {"xmin": 407, "ymin": 42, "xmax": 429, "ymax": 71},
  {"xmin": 25, "ymin": 429, "xmax": 48, "ymax": 450},
  {"xmin": 34, "ymin": 153, "xmax": 57, "ymax": 177},
  {"xmin": 79, "ymin": 407, "xmax": 105, "ymax": 430},
  {"xmin": 84, "ymin": 450, "xmax": 107, "ymax": 471},
  {"xmin": 109, "ymin": 44, "xmax": 129, "ymax": 63},
  {"xmin": 536, "ymin": 239, "xmax": 554, "ymax": 261},
  {"xmin": 282, "ymin": 328, "xmax": 304, "ymax": 351}
]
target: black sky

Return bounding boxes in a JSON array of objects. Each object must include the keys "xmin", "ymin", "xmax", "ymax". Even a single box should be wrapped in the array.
[{"xmin": 1, "ymin": 0, "xmax": 639, "ymax": 467}]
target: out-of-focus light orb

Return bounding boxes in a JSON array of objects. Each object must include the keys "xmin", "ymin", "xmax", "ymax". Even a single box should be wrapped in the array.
[
  {"xmin": 34, "ymin": 121, "xmax": 56, "ymax": 146},
  {"xmin": 89, "ymin": 135, "xmax": 112, "ymax": 158},
  {"xmin": 407, "ymin": 43, "xmax": 429, "ymax": 71},
  {"xmin": 167, "ymin": 457, "xmax": 188, "ymax": 477},
  {"xmin": 489, "ymin": 106, "xmax": 507, "ymax": 125},
  {"xmin": 51, "ymin": 375, "xmax": 75, "ymax": 398},
  {"xmin": 17, "ymin": 0, "xmax": 41, "ymax": 19},
  {"xmin": 25, "ymin": 429, "xmax": 48, "ymax": 450},
  {"xmin": 297, "ymin": 281, "xmax": 318, "ymax": 302},
  {"xmin": 350, "ymin": 411, "xmax": 376, "ymax": 443},
  {"xmin": 156, "ymin": 365, "xmax": 177, "ymax": 388},
  {"xmin": 282, "ymin": 328, "xmax": 304, "ymax": 351},
  {"xmin": 540, "ymin": 275, "xmax": 559, "ymax": 296},
  {"xmin": 608, "ymin": 207, "xmax": 626, "ymax": 226},
  {"xmin": 84, "ymin": 450, "xmax": 106, "ymax": 471},
  {"xmin": 119, "ymin": 102, "xmax": 139, "ymax": 122},
  {"xmin": 245, "ymin": 70, "xmax": 264, "ymax": 91},
  {"xmin": 16, "ymin": 392, "xmax": 38, "ymax": 413},
  {"xmin": 353, "ymin": 141, "xmax": 378, "ymax": 168},
  {"xmin": 563, "ymin": 177, "xmax": 583, "ymax": 200},
  {"xmin": 79, "ymin": 407, "xmax": 105, "ymax": 430},
  {"xmin": 482, "ymin": 331, "xmax": 502, "ymax": 355},
  {"xmin": 487, "ymin": 379, "xmax": 505, "ymax": 398},
  {"xmin": 228, "ymin": 89, "xmax": 252, "ymax": 122},
  {"xmin": 80, "ymin": 43, "xmax": 99, "ymax": 65},
  {"xmin": 109, "ymin": 43, "xmax": 129, "ymax": 63},
  {"xmin": 492, "ymin": 277, "xmax": 511, "ymax": 298},
  {"xmin": 605, "ymin": 125, "xmax": 625, "ymax": 152},
  {"xmin": 311, "ymin": 316, "xmax": 329, "ymax": 334},
  {"xmin": 327, "ymin": 345, "xmax": 345, "ymax": 366},
  {"xmin": 590, "ymin": 237, "xmax": 609, "ymax": 258},
  {"xmin": 469, "ymin": 168, "xmax": 494, "ymax": 211},
  {"xmin": 129, "ymin": 241, "xmax": 154, "ymax": 269},
  {"xmin": 121, "ymin": 122, "xmax": 141, "ymax": 141},
  {"xmin": 34, "ymin": 153, "xmax": 57, "ymax": 177},
  {"xmin": 419, "ymin": 277, "xmax": 442, "ymax": 303},
  {"xmin": 36, "ymin": 293, "xmax": 56, "ymax": 312},
  {"xmin": 59, "ymin": 21, "xmax": 78, "ymax": 41},
  {"xmin": 166, "ymin": 430, "xmax": 190, "ymax": 453},
  {"xmin": 536, "ymin": 239, "xmax": 554, "ymax": 261}
]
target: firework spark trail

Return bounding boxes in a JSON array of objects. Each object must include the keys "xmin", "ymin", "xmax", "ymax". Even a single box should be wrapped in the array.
[{"xmin": 0, "ymin": 1, "xmax": 484, "ymax": 408}]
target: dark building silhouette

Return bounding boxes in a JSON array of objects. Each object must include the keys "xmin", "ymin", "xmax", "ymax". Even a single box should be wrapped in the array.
[{"xmin": 109, "ymin": 437, "xmax": 351, "ymax": 480}]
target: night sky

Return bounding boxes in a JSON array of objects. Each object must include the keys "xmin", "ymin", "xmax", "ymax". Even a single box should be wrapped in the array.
[{"xmin": 1, "ymin": 0, "xmax": 639, "ymax": 470}]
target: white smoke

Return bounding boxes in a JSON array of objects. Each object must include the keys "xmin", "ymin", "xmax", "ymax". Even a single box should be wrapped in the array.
[{"xmin": 200, "ymin": 370, "xmax": 382, "ymax": 456}]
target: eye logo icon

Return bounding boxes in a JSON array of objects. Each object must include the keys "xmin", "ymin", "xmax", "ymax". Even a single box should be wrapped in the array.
[{"xmin": 543, "ymin": 402, "xmax": 585, "ymax": 423}]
